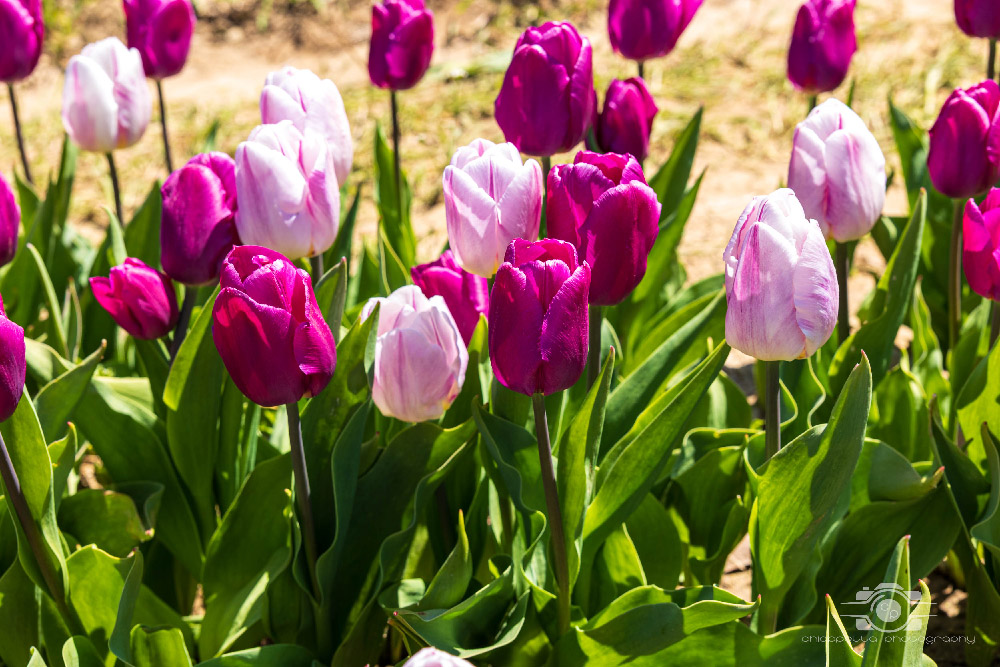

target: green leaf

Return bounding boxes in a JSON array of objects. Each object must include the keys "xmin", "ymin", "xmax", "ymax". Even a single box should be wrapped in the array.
[
  {"xmin": 648, "ymin": 107, "xmax": 703, "ymax": 222},
  {"xmin": 373, "ymin": 122, "xmax": 415, "ymax": 270},
  {"xmin": 418, "ymin": 510, "xmax": 472, "ymax": 610},
  {"xmin": 860, "ymin": 536, "xmax": 910, "ymax": 665},
  {"xmin": 326, "ymin": 185, "xmax": 362, "ymax": 275},
  {"xmin": 195, "ymin": 645, "xmax": 318, "ymax": 666},
  {"xmin": 58, "ymin": 489, "xmax": 151, "ymax": 556},
  {"xmin": 314, "ymin": 258, "xmax": 348, "ymax": 343},
  {"xmin": 0, "ymin": 560, "xmax": 41, "ymax": 666},
  {"xmin": 624, "ymin": 494, "xmax": 683, "ymax": 591},
  {"xmin": 33, "ymin": 342, "xmax": 105, "ymax": 442},
  {"xmin": 870, "ymin": 367, "xmax": 930, "ymax": 463},
  {"xmin": 825, "ymin": 596, "xmax": 863, "ymax": 666},
  {"xmin": 27, "ymin": 647, "xmax": 48, "ymax": 667},
  {"xmin": 123, "ymin": 182, "xmax": 162, "ymax": 267},
  {"xmin": 130, "ymin": 626, "xmax": 192, "ymax": 667},
  {"xmin": 61, "ymin": 635, "xmax": 105, "ymax": 667},
  {"xmin": 26, "ymin": 243, "xmax": 68, "ymax": 357},
  {"xmin": 957, "ymin": 339, "xmax": 1000, "ymax": 467},
  {"xmin": 972, "ymin": 425, "xmax": 1000, "ymax": 561},
  {"xmin": 109, "ymin": 549, "xmax": 142, "ymax": 665}
]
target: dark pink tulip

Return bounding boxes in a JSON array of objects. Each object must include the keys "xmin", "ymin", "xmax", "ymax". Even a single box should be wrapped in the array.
[
  {"xmin": 495, "ymin": 21, "xmax": 595, "ymax": 157},
  {"xmin": 928, "ymin": 80, "xmax": 1000, "ymax": 200},
  {"xmin": 161, "ymin": 152, "xmax": 240, "ymax": 286},
  {"xmin": 786, "ymin": 0, "xmax": 856, "ymax": 94},
  {"xmin": 546, "ymin": 151, "xmax": 660, "ymax": 305},
  {"xmin": 0, "ymin": 0, "xmax": 43, "ymax": 83},
  {"xmin": 593, "ymin": 77, "xmax": 658, "ymax": 163},
  {"xmin": 368, "ymin": 0, "xmax": 434, "ymax": 91},
  {"xmin": 410, "ymin": 250, "xmax": 488, "ymax": 345},
  {"xmin": 956, "ymin": 0, "xmax": 1000, "ymax": 39},
  {"xmin": 0, "ymin": 294, "xmax": 24, "ymax": 422},
  {"xmin": 964, "ymin": 189, "xmax": 1000, "ymax": 301},
  {"xmin": 0, "ymin": 173, "xmax": 18, "ymax": 267},
  {"xmin": 608, "ymin": 0, "xmax": 702, "ymax": 62},
  {"xmin": 90, "ymin": 258, "xmax": 179, "ymax": 340},
  {"xmin": 123, "ymin": 0, "xmax": 195, "ymax": 79},
  {"xmin": 212, "ymin": 246, "xmax": 336, "ymax": 407},
  {"xmin": 489, "ymin": 238, "xmax": 590, "ymax": 396}
]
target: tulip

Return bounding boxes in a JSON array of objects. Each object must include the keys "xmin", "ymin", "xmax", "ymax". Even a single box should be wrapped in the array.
[
  {"xmin": 443, "ymin": 139, "xmax": 543, "ymax": 277},
  {"xmin": 593, "ymin": 77, "xmax": 658, "ymax": 163},
  {"xmin": 607, "ymin": 0, "xmax": 702, "ymax": 63},
  {"xmin": 0, "ymin": 294, "xmax": 24, "ymax": 422},
  {"xmin": 0, "ymin": 0, "xmax": 43, "ymax": 83},
  {"xmin": 0, "ymin": 173, "xmax": 18, "ymax": 268},
  {"xmin": 368, "ymin": 0, "xmax": 434, "ymax": 91},
  {"xmin": 928, "ymin": 80, "xmax": 1000, "ymax": 200},
  {"xmin": 410, "ymin": 250, "xmax": 489, "ymax": 345},
  {"xmin": 788, "ymin": 99, "xmax": 886, "ymax": 243},
  {"xmin": 123, "ymin": 0, "xmax": 195, "ymax": 79},
  {"xmin": 212, "ymin": 246, "xmax": 336, "ymax": 407},
  {"xmin": 361, "ymin": 285, "xmax": 467, "ymax": 422},
  {"xmin": 261, "ymin": 66, "xmax": 353, "ymax": 186},
  {"xmin": 90, "ymin": 258, "xmax": 179, "ymax": 340},
  {"xmin": 786, "ymin": 0, "xmax": 856, "ymax": 95},
  {"xmin": 160, "ymin": 152, "xmax": 239, "ymax": 286},
  {"xmin": 964, "ymin": 189, "xmax": 1000, "ymax": 302},
  {"xmin": 235, "ymin": 121, "xmax": 340, "ymax": 260},
  {"xmin": 495, "ymin": 22, "xmax": 595, "ymax": 156},
  {"xmin": 956, "ymin": 0, "xmax": 1000, "ymax": 39},
  {"xmin": 402, "ymin": 648, "xmax": 474, "ymax": 667},
  {"xmin": 489, "ymin": 238, "xmax": 590, "ymax": 396}
]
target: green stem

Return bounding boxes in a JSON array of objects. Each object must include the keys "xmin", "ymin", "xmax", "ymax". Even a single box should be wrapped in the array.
[
  {"xmin": 390, "ymin": 90, "xmax": 403, "ymax": 227},
  {"xmin": 169, "ymin": 286, "xmax": 198, "ymax": 363},
  {"xmin": 7, "ymin": 84, "xmax": 32, "ymax": 185},
  {"xmin": 310, "ymin": 255, "xmax": 324, "ymax": 282},
  {"xmin": 835, "ymin": 242, "xmax": 850, "ymax": 344},
  {"xmin": 807, "ymin": 94, "xmax": 818, "ymax": 113},
  {"xmin": 540, "ymin": 155, "xmax": 552, "ymax": 239},
  {"xmin": 286, "ymin": 405, "xmax": 321, "ymax": 602},
  {"xmin": 156, "ymin": 79, "xmax": 173, "ymax": 175},
  {"xmin": 948, "ymin": 199, "xmax": 964, "ymax": 355},
  {"xmin": 989, "ymin": 39, "xmax": 997, "ymax": 81},
  {"xmin": 588, "ymin": 305, "xmax": 602, "ymax": 388},
  {"xmin": 106, "ymin": 152, "xmax": 124, "ymax": 227},
  {"xmin": 990, "ymin": 300, "xmax": 999, "ymax": 349},
  {"xmin": 764, "ymin": 361, "xmax": 781, "ymax": 460},
  {"xmin": 637, "ymin": 61, "xmax": 645, "ymax": 79}
]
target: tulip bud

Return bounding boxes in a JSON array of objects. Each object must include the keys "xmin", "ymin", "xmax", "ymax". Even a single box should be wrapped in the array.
[
  {"xmin": 261, "ymin": 66, "xmax": 354, "ymax": 186},
  {"xmin": 411, "ymin": 250, "xmax": 489, "ymax": 345},
  {"xmin": 495, "ymin": 21, "xmax": 596, "ymax": 157},
  {"xmin": 402, "ymin": 648, "xmax": 474, "ymax": 667},
  {"xmin": 0, "ymin": 294, "xmax": 25, "ymax": 422},
  {"xmin": 787, "ymin": 0, "xmax": 856, "ymax": 94},
  {"xmin": 788, "ymin": 99, "xmax": 886, "ymax": 243},
  {"xmin": 0, "ymin": 173, "xmax": 19, "ymax": 268},
  {"xmin": 443, "ymin": 139, "xmax": 543, "ymax": 278},
  {"xmin": 607, "ymin": 0, "xmax": 702, "ymax": 62},
  {"xmin": 955, "ymin": 0, "xmax": 1000, "ymax": 39},
  {"xmin": 928, "ymin": 80, "xmax": 1000, "ymax": 200},
  {"xmin": 212, "ymin": 246, "xmax": 336, "ymax": 407},
  {"xmin": 547, "ymin": 151, "xmax": 660, "ymax": 305},
  {"xmin": 62, "ymin": 37, "xmax": 152, "ymax": 153},
  {"xmin": 235, "ymin": 121, "xmax": 340, "ymax": 260},
  {"xmin": 362, "ymin": 285, "xmax": 468, "ymax": 422},
  {"xmin": 160, "ymin": 152, "xmax": 239, "ymax": 286},
  {"xmin": 90, "ymin": 258, "xmax": 179, "ymax": 340},
  {"xmin": 489, "ymin": 238, "xmax": 590, "ymax": 396},
  {"xmin": 723, "ymin": 189, "xmax": 838, "ymax": 361},
  {"xmin": 368, "ymin": 0, "xmax": 434, "ymax": 91},
  {"xmin": 963, "ymin": 189, "xmax": 1000, "ymax": 301},
  {"xmin": 593, "ymin": 77, "xmax": 658, "ymax": 163},
  {"xmin": 123, "ymin": 0, "xmax": 195, "ymax": 79},
  {"xmin": 0, "ymin": 0, "xmax": 43, "ymax": 83}
]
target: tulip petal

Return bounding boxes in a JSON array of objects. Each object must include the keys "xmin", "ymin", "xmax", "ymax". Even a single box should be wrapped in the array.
[
  {"xmin": 444, "ymin": 165, "xmax": 501, "ymax": 276},
  {"xmin": 62, "ymin": 55, "xmax": 118, "ymax": 153},
  {"xmin": 373, "ymin": 327, "xmax": 455, "ymax": 422},
  {"xmin": 823, "ymin": 128, "xmax": 885, "ymax": 242},
  {"xmin": 489, "ymin": 264, "xmax": 545, "ymax": 395},
  {"xmin": 0, "ymin": 314, "xmax": 25, "ymax": 422},
  {"xmin": 792, "ymin": 226, "xmax": 839, "ymax": 356},
  {"xmin": 537, "ymin": 263, "xmax": 590, "ymax": 394}
]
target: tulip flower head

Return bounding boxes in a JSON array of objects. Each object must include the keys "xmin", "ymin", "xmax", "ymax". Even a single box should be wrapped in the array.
[
  {"xmin": 788, "ymin": 99, "xmax": 886, "ymax": 243},
  {"xmin": 593, "ymin": 77, "xmax": 658, "ymax": 163},
  {"xmin": 787, "ymin": 0, "xmax": 857, "ymax": 94},
  {"xmin": 62, "ymin": 37, "xmax": 152, "ymax": 153},
  {"xmin": 607, "ymin": 0, "xmax": 703, "ymax": 62},
  {"xmin": 235, "ymin": 121, "xmax": 340, "ymax": 260},
  {"xmin": 411, "ymin": 250, "xmax": 489, "ymax": 345},
  {"xmin": 90, "ymin": 258, "xmax": 179, "ymax": 340},
  {"xmin": 161, "ymin": 152, "xmax": 240, "ymax": 286},
  {"xmin": 489, "ymin": 238, "xmax": 591, "ymax": 396},
  {"xmin": 928, "ymin": 80, "xmax": 1000, "ymax": 200},
  {"xmin": 0, "ymin": 294, "xmax": 25, "ymax": 422},
  {"xmin": 402, "ymin": 648, "xmax": 475, "ymax": 667},
  {"xmin": 955, "ymin": 0, "xmax": 1000, "ymax": 39},
  {"xmin": 212, "ymin": 246, "xmax": 336, "ymax": 407},
  {"xmin": 723, "ymin": 189, "xmax": 838, "ymax": 361},
  {"xmin": 495, "ymin": 21, "xmax": 596, "ymax": 156},
  {"xmin": 0, "ymin": 173, "xmax": 18, "ymax": 268},
  {"xmin": 368, "ymin": 0, "xmax": 434, "ymax": 91},
  {"xmin": 963, "ymin": 189, "xmax": 1000, "ymax": 302},
  {"xmin": 123, "ymin": 0, "xmax": 196, "ymax": 79},
  {"xmin": 0, "ymin": 0, "xmax": 43, "ymax": 83},
  {"xmin": 261, "ymin": 66, "xmax": 354, "ymax": 186},
  {"xmin": 362, "ymin": 285, "xmax": 468, "ymax": 423},
  {"xmin": 443, "ymin": 138, "xmax": 543, "ymax": 277}
]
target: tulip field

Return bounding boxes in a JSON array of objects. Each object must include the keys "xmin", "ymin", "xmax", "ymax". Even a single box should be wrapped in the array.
[{"xmin": 2, "ymin": 0, "xmax": 1000, "ymax": 664}]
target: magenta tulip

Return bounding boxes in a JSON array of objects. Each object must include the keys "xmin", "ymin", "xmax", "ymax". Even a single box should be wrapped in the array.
[
  {"xmin": 90, "ymin": 258, "xmax": 179, "ymax": 340},
  {"xmin": 787, "ymin": 0, "xmax": 856, "ymax": 94},
  {"xmin": 123, "ymin": 0, "xmax": 195, "ymax": 79},
  {"xmin": 0, "ymin": 0, "xmax": 43, "ymax": 82},
  {"xmin": 0, "ymin": 294, "xmax": 24, "ymax": 422},
  {"xmin": 964, "ymin": 189, "xmax": 1000, "ymax": 301},
  {"xmin": 0, "ymin": 173, "xmax": 18, "ymax": 267},
  {"xmin": 495, "ymin": 21, "xmax": 595, "ymax": 157},
  {"xmin": 607, "ymin": 0, "xmax": 702, "ymax": 62},
  {"xmin": 928, "ymin": 80, "xmax": 1000, "ymax": 200},
  {"xmin": 212, "ymin": 246, "xmax": 336, "ymax": 407},
  {"xmin": 593, "ymin": 77, "xmax": 658, "ymax": 163},
  {"xmin": 411, "ymin": 250, "xmax": 488, "ymax": 345},
  {"xmin": 956, "ymin": 0, "xmax": 1000, "ymax": 39},
  {"xmin": 368, "ymin": 0, "xmax": 434, "ymax": 91},
  {"xmin": 489, "ymin": 238, "xmax": 591, "ymax": 396}
]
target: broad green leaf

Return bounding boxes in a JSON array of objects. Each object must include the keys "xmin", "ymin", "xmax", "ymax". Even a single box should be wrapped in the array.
[
  {"xmin": 870, "ymin": 367, "xmax": 930, "ymax": 463},
  {"xmin": 623, "ymin": 495, "xmax": 682, "ymax": 591},
  {"xmin": 957, "ymin": 339, "xmax": 1000, "ymax": 469},
  {"xmin": 825, "ymin": 596, "xmax": 863, "ymax": 666},
  {"xmin": 325, "ymin": 185, "xmax": 362, "ymax": 275},
  {"xmin": 27, "ymin": 243, "xmax": 68, "ymax": 357},
  {"xmin": 0, "ymin": 560, "xmax": 41, "ymax": 666},
  {"xmin": 33, "ymin": 342, "xmax": 105, "ymax": 442},
  {"xmin": 589, "ymin": 526, "xmax": 646, "ymax": 613},
  {"xmin": 909, "ymin": 282, "xmax": 949, "ymax": 418},
  {"xmin": 58, "ymin": 489, "xmax": 151, "ymax": 556},
  {"xmin": 860, "ymin": 536, "xmax": 911, "ymax": 665},
  {"xmin": 929, "ymin": 402, "xmax": 988, "ymax": 529},
  {"xmin": 625, "ymin": 287, "xmax": 723, "ymax": 375},
  {"xmin": 109, "ymin": 549, "xmax": 143, "ymax": 665},
  {"xmin": 373, "ymin": 122, "xmax": 415, "ymax": 270},
  {"xmin": 122, "ymin": 183, "xmax": 162, "ymax": 267},
  {"xmin": 648, "ymin": 107, "xmax": 703, "ymax": 222},
  {"xmin": 27, "ymin": 647, "xmax": 49, "ymax": 666},
  {"xmin": 416, "ymin": 511, "xmax": 472, "ymax": 611},
  {"xmin": 49, "ymin": 425, "xmax": 79, "ymax": 512},
  {"xmin": 130, "ymin": 626, "xmax": 192, "ymax": 667},
  {"xmin": 972, "ymin": 425, "xmax": 1000, "ymax": 560},
  {"xmin": 314, "ymin": 258, "xmax": 348, "ymax": 343},
  {"xmin": 61, "ymin": 636, "xmax": 105, "ymax": 667},
  {"xmin": 195, "ymin": 645, "xmax": 318, "ymax": 666}
]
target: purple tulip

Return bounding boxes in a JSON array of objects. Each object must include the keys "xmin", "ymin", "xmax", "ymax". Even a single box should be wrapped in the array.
[
  {"xmin": 547, "ymin": 151, "xmax": 660, "ymax": 305},
  {"xmin": 160, "ymin": 152, "xmax": 240, "ymax": 286},
  {"xmin": 0, "ymin": 173, "xmax": 18, "ymax": 267},
  {"xmin": 90, "ymin": 258, "xmax": 179, "ymax": 340},
  {"xmin": 495, "ymin": 21, "xmax": 595, "ymax": 157},
  {"xmin": 593, "ymin": 77, "xmax": 658, "ymax": 163},
  {"xmin": 212, "ymin": 246, "xmax": 336, "ymax": 407},
  {"xmin": 0, "ymin": 294, "xmax": 25, "ymax": 422},
  {"xmin": 786, "ymin": 0, "xmax": 856, "ymax": 94},
  {"xmin": 368, "ymin": 0, "xmax": 434, "ymax": 91},
  {"xmin": 362, "ymin": 285, "xmax": 467, "ymax": 422},
  {"xmin": 788, "ymin": 99, "xmax": 886, "ymax": 243},
  {"xmin": 963, "ymin": 189, "xmax": 1000, "ymax": 301},
  {"xmin": 0, "ymin": 0, "xmax": 43, "ymax": 83},
  {"xmin": 489, "ymin": 238, "xmax": 591, "ymax": 396},
  {"xmin": 403, "ymin": 648, "xmax": 474, "ymax": 667},
  {"xmin": 123, "ymin": 0, "xmax": 195, "ymax": 79},
  {"xmin": 956, "ymin": 0, "xmax": 1000, "ymax": 39},
  {"xmin": 607, "ymin": 0, "xmax": 702, "ymax": 62},
  {"xmin": 411, "ymin": 250, "xmax": 489, "ymax": 345},
  {"xmin": 723, "ymin": 189, "xmax": 838, "ymax": 361},
  {"xmin": 928, "ymin": 80, "xmax": 1000, "ymax": 200}
]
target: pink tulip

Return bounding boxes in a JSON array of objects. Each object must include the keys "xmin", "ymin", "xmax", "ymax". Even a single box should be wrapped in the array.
[
  {"xmin": 402, "ymin": 648, "xmax": 474, "ymax": 667},
  {"xmin": 963, "ymin": 189, "xmax": 1000, "ymax": 301},
  {"xmin": 410, "ymin": 250, "xmax": 488, "ymax": 345}
]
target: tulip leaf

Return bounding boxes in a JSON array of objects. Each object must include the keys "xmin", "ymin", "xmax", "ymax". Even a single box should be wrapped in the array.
[
  {"xmin": 62, "ymin": 635, "xmax": 106, "ymax": 667},
  {"xmin": 2, "ymin": 169, "xmax": 54, "ymax": 325},
  {"xmin": 25, "ymin": 242, "xmax": 68, "ymax": 357},
  {"xmin": 972, "ymin": 425, "xmax": 1000, "ymax": 561},
  {"xmin": 195, "ymin": 645, "xmax": 318, "ymax": 666},
  {"xmin": 373, "ymin": 122, "xmax": 416, "ymax": 271},
  {"xmin": 314, "ymin": 257, "xmax": 348, "ymax": 343},
  {"xmin": 48, "ymin": 425, "xmax": 79, "ymax": 511},
  {"xmin": 648, "ymin": 106, "xmax": 703, "ymax": 222},
  {"xmin": 109, "ymin": 549, "xmax": 142, "ymax": 665},
  {"xmin": 956, "ymin": 339, "xmax": 1000, "ymax": 469},
  {"xmin": 130, "ymin": 626, "xmax": 192, "ymax": 667},
  {"xmin": 33, "ymin": 341, "xmax": 105, "ymax": 443},
  {"xmin": 122, "ymin": 182, "xmax": 162, "ymax": 267},
  {"xmin": 860, "ymin": 535, "xmax": 914, "ymax": 667},
  {"xmin": 0, "ymin": 560, "xmax": 42, "ymax": 667},
  {"xmin": 26, "ymin": 647, "xmax": 48, "ymax": 667},
  {"xmin": 325, "ymin": 184, "xmax": 362, "ymax": 275},
  {"xmin": 824, "ymin": 596, "xmax": 863, "ymax": 666},
  {"xmin": 57, "ymin": 489, "xmax": 152, "ymax": 556}
]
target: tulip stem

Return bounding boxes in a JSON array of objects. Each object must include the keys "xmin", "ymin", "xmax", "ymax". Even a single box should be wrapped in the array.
[
  {"xmin": 989, "ymin": 39, "xmax": 997, "ymax": 81},
  {"xmin": 637, "ymin": 61, "xmax": 645, "ymax": 79},
  {"xmin": 106, "ymin": 153, "xmax": 124, "ymax": 227},
  {"xmin": 764, "ymin": 361, "xmax": 781, "ymax": 460},
  {"xmin": 540, "ymin": 156, "xmax": 551, "ymax": 238},
  {"xmin": 588, "ymin": 306, "xmax": 602, "ymax": 388},
  {"xmin": 835, "ymin": 242, "xmax": 850, "ymax": 344},
  {"xmin": 807, "ymin": 95, "xmax": 818, "ymax": 113},
  {"xmin": 310, "ymin": 255, "xmax": 324, "ymax": 282},
  {"xmin": 286, "ymin": 404, "xmax": 322, "ymax": 602},
  {"xmin": 990, "ymin": 301, "xmax": 999, "ymax": 349},
  {"xmin": 948, "ymin": 199, "xmax": 964, "ymax": 355},
  {"xmin": 170, "ymin": 286, "xmax": 198, "ymax": 363},
  {"xmin": 390, "ymin": 90, "xmax": 403, "ymax": 222},
  {"xmin": 7, "ymin": 84, "xmax": 32, "ymax": 186},
  {"xmin": 156, "ymin": 79, "xmax": 174, "ymax": 175},
  {"xmin": 532, "ymin": 393, "xmax": 570, "ymax": 637}
]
